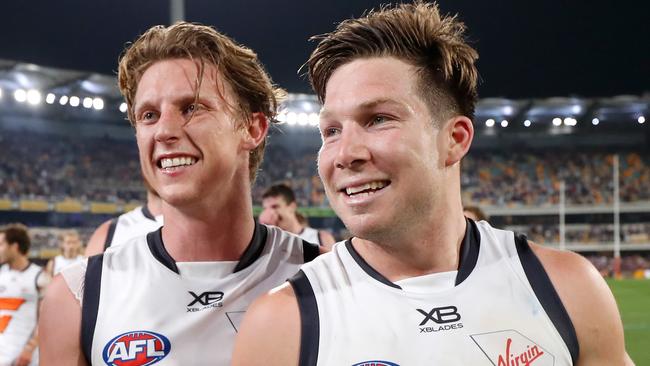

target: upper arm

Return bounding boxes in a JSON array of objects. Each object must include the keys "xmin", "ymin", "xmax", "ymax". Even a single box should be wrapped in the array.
[
  {"xmin": 530, "ymin": 243, "xmax": 633, "ymax": 365},
  {"xmin": 231, "ymin": 283, "xmax": 301, "ymax": 366},
  {"xmin": 84, "ymin": 220, "xmax": 111, "ymax": 256},
  {"xmin": 38, "ymin": 275, "xmax": 87, "ymax": 366},
  {"xmin": 318, "ymin": 230, "xmax": 336, "ymax": 249}
]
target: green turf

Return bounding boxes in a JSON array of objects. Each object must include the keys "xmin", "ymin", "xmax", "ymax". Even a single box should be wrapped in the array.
[{"xmin": 608, "ymin": 279, "xmax": 650, "ymax": 365}]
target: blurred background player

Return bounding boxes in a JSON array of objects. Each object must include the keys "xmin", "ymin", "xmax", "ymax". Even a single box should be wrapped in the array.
[
  {"xmin": 260, "ymin": 183, "xmax": 336, "ymax": 248},
  {"xmin": 84, "ymin": 185, "xmax": 163, "ymax": 256},
  {"xmin": 463, "ymin": 204, "xmax": 488, "ymax": 222},
  {"xmin": 45, "ymin": 230, "xmax": 84, "ymax": 277},
  {"xmin": 0, "ymin": 224, "xmax": 46, "ymax": 366}
]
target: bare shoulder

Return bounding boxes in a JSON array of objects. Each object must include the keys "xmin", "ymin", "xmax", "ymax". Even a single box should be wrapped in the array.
[
  {"xmin": 232, "ymin": 282, "xmax": 301, "ymax": 366},
  {"xmin": 39, "ymin": 275, "xmax": 87, "ymax": 365},
  {"xmin": 84, "ymin": 219, "xmax": 112, "ymax": 256},
  {"xmin": 529, "ymin": 242, "xmax": 633, "ymax": 365}
]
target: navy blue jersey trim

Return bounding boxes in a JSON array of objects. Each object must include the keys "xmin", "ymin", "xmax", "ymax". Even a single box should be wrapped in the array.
[
  {"xmin": 455, "ymin": 218, "xmax": 481, "ymax": 285},
  {"xmin": 141, "ymin": 205, "xmax": 156, "ymax": 221},
  {"xmin": 103, "ymin": 218, "xmax": 118, "ymax": 251},
  {"xmin": 302, "ymin": 239, "xmax": 320, "ymax": 263},
  {"xmin": 515, "ymin": 233, "xmax": 580, "ymax": 363},
  {"xmin": 289, "ymin": 270, "xmax": 319, "ymax": 366},
  {"xmin": 345, "ymin": 240, "xmax": 402, "ymax": 289},
  {"xmin": 82, "ymin": 254, "xmax": 104, "ymax": 363},
  {"xmin": 234, "ymin": 223, "xmax": 268, "ymax": 273},
  {"xmin": 147, "ymin": 228, "xmax": 179, "ymax": 274}
]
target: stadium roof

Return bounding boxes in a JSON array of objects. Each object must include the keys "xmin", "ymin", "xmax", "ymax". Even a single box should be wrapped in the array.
[{"xmin": 0, "ymin": 0, "xmax": 647, "ymax": 99}]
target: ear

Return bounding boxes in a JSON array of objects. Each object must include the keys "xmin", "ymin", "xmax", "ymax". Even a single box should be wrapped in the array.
[
  {"xmin": 241, "ymin": 112, "xmax": 269, "ymax": 151},
  {"xmin": 445, "ymin": 116, "xmax": 474, "ymax": 166}
]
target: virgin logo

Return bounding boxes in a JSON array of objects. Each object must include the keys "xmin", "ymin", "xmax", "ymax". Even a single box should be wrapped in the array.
[{"xmin": 498, "ymin": 338, "xmax": 544, "ymax": 366}]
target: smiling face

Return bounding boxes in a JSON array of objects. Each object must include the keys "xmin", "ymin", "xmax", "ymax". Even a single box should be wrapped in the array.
[
  {"xmin": 318, "ymin": 57, "xmax": 458, "ymax": 243},
  {"xmin": 133, "ymin": 58, "xmax": 252, "ymax": 210}
]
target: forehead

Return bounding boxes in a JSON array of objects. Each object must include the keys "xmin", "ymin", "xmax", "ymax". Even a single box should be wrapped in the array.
[
  {"xmin": 134, "ymin": 58, "xmax": 230, "ymax": 107},
  {"xmin": 322, "ymin": 57, "xmax": 424, "ymax": 113}
]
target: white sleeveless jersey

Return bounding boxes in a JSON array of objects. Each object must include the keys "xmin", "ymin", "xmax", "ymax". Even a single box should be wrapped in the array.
[
  {"xmin": 298, "ymin": 227, "xmax": 321, "ymax": 246},
  {"xmin": 291, "ymin": 219, "xmax": 579, "ymax": 366},
  {"xmin": 62, "ymin": 223, "xmax": 319, "ymax": 366},
  {"xmin": 0, "ymin": 263, "xmax": 42, "ymax": 365},
  {"xmin": 53, "ymin": 254, "xmax": 84, "ymax": 275},
  {"xmin": 105, "ymin": 205, "xmax": 163, "ymax": 250}
]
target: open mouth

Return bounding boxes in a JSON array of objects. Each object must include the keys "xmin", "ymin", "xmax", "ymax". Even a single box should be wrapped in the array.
[
  {"xmin": 342, "ymin": 180, "xmax": 391, "ymax": 197},
  {"xmin": 157, "ymin": 156, "xmax": 198, "ymax": 171}
]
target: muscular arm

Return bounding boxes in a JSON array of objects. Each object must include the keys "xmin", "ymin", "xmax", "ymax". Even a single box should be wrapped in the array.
[
  {"xmin": 531, "ymin": 242, "xmax": 634, "ymax": 366},
  {"xmin": 39, "ymin": 275, "xmax": 87, "ymax": 365},
  {"xmin": 231, "ymin": 283, "xmax": 301, "ymax": 366},
  {"xmin": 84, "ymin": 220, "xmax": 111, "ymax": 256}
]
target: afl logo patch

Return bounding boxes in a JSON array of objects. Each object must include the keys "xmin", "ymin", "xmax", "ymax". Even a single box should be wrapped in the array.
[
  {"xmin": 102, "ymin": 330, "xmax": 171, "ymax": 366},
  {"xmin": 352, "ymin": 361, "xmax": 400, "ymax": 366}
]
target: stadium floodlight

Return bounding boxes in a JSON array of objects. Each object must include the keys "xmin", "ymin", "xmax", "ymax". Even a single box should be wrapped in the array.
[
  {"xmin": 14, "ymin": 89, "xmax": 27, "ymax": 103},
  {"xmin": 69, "ymin": 96, "xmax": 80, "ymax": 107},
  {"xmin": 523, "ymin": 120, "xmax": 531, "ymax": 127},
  {"xmin": 93, "ymin": 97, "xmax": 104, "ymax": 110},
  {"xmin": 308, "ymin": 113, "xmax": 319, "ymax": 126},
  {"xmin": 297, "ymin": 113, "xmax": 309, "ymax": 126},
  {"xmin": 500, "ymin": 120, "xmax": 509, "ymax": 127},
  {"xmin": 45, "ymin": 93, "xmax": 56, "ymax": 104},
  {"xmin": 638, "ymin": 116, "xmax": 646, "ymax": 124},
  {"xmin": 26, "ymin": 89, "xmax": 42, "ymax": 105},
  {"xmin": 59, "ymin": 95, "xmax": 69, "ymax": 105},
  {"xmin": 552, "ymin": 117, "xmax": 562, "ymax": 126},
  {"xmin": 82, "ymin": 97, "xmax": 93, "ymax": 109},
  {"xmin": 485, "ymin": 118, "xmax": 495, "ymax": 127},
  {"xmin": 0, "ymin": 88, "xmax": 3, "ymax": 99},
  {"xmin": 592, "ymin": 118, "xmax": 600, "ymax": 125},
  {"xmin": 571, "ymin": 105, "xmax": 581, "ymax": 114},
  {"xmin": 563, "ymin": 117, "xmax": 577, "ymax": 126},
  {"xmin": 503, "ymin": 106, "xmax": 513, "ymax": 115},
  {"xmin": 287, "ymin": 112, "xmax": 297, "ymax": 125},
  {"xmin": 119, "ymin": 102, "xmax": 128, "ymax": 113}
]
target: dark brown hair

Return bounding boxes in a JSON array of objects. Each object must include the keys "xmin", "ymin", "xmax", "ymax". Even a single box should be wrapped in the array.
[
  {"xmin": 1, "ymin": 223, "xmax": 31, "ymax": 255},
  {"xmin": 308, "ymin": 1, "xmax": 479, "ymax": 122}
]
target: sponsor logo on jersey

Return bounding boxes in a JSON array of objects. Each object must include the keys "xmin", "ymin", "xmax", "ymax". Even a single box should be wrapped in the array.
[
  {"xmin": 102, "ymin": 330, "xmax": 171, "ymax": 366},
  {"xmin": 352, "ymin": 361, "xmax": 400, "ymax": 366},
  {"xmin": 417, "ymin": 305, "xmax": 463, "ymax": 333},
  {"xmin": 187, "ymin": 291, "xmax": 224, "ymax": 312},
  {"xmin": 470, "ymin": 330, "xmax": 555, "ymax": 366}
]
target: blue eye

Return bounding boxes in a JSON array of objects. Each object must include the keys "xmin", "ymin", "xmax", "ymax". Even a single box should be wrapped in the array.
[{"xmin": 371, "ymin": 115, "xmax": 388, "ymax": 125}]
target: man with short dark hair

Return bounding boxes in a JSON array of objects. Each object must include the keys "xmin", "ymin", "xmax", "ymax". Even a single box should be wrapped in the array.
[
  {"xmin": 233, "ymin": 2, "xmax": 632, "ymax": 365},
  {"xmin": 260, "ymin": 183, "xmax": 336, "ymax": 248},
  {"xmin": 0, "ymin": 224, "xmax": 44, "ymax": 366}
]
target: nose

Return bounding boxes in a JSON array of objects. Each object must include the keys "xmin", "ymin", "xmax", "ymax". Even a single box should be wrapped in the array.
[
  {"xmin": 334, "ymin": 125, "xmax": 371, "ymax": 170},
  {"xmin": 154, "ymin": 108, "xmax": 184, "ymax": 144}
]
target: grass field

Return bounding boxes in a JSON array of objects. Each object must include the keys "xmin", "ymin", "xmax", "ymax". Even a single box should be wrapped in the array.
[{"xmin": 608, "ymin": 279, "xmax": 650, "ymax": 365}]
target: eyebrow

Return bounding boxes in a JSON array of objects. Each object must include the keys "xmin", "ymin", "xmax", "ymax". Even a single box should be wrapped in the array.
[{"xmin": 320, "ymin": 98, "xmax": 410, "ymax": 120}]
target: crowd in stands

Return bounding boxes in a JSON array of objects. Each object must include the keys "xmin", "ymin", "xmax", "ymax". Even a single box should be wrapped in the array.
[
  {"xmin": 2, "ymin": 130, "xmax": 648, "ymax": 208},
  {"xmin": 509, "ymin": 222, "xmax": 650, "ymax": 245}
]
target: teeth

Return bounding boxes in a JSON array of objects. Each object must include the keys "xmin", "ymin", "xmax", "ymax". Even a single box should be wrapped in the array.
[
  {"xmin": 160, "ymin": 156, "xmax": 197, "ymax": 169},
  {"xmin": 345, "ymin": 181, "xmax": 387, "ymax": 196}
]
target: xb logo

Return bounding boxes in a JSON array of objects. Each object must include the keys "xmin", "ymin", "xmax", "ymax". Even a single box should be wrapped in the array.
[
  {"xmin": 417, "ymin": 306, "xmax": 461, "ymax": 325},
  {"xmin": 188, "ymin": 291, "xmax": 224, "ymax": 307}
]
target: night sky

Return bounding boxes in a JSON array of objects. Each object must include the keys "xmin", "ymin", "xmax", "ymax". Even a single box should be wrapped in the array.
[{"xmin": 0, "ymin": 0, "xmax": 647, "ymax": 99}]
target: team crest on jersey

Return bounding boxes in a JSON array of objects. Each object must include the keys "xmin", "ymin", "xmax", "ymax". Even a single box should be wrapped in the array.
[
  {"xmin": 352, "ymin": 361, "xmax": 399, "ymax": 366},
  {"xmin": 470, "ymin": 330, "xmax": 555, "ymax": 366},
  {"xmin": 102, "ymin": 330, "xmax": 171, "ymax": 366}
]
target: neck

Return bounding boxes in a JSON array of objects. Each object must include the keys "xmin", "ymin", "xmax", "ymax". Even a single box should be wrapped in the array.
[
  {"xmin": 284, "ymin": 217, "xmax": 304, "ymax": 235},
  {"xmin": 9, "ymin": 256, "xmax": 29, "ymax": 271},
  {"xmin": 353, "ymin": 206, "xmax": 467, "ymax": 282},
  {"xmin": 161, "ymin": 188, "xmax": 256, "ymax": 262},
  {"xmin": 146, "ymin": 191, "xmax": 163, "ymax": 217},
  {"xmin": 63, "ymin": 252, "xmax": 77, "ymax": 259}
]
